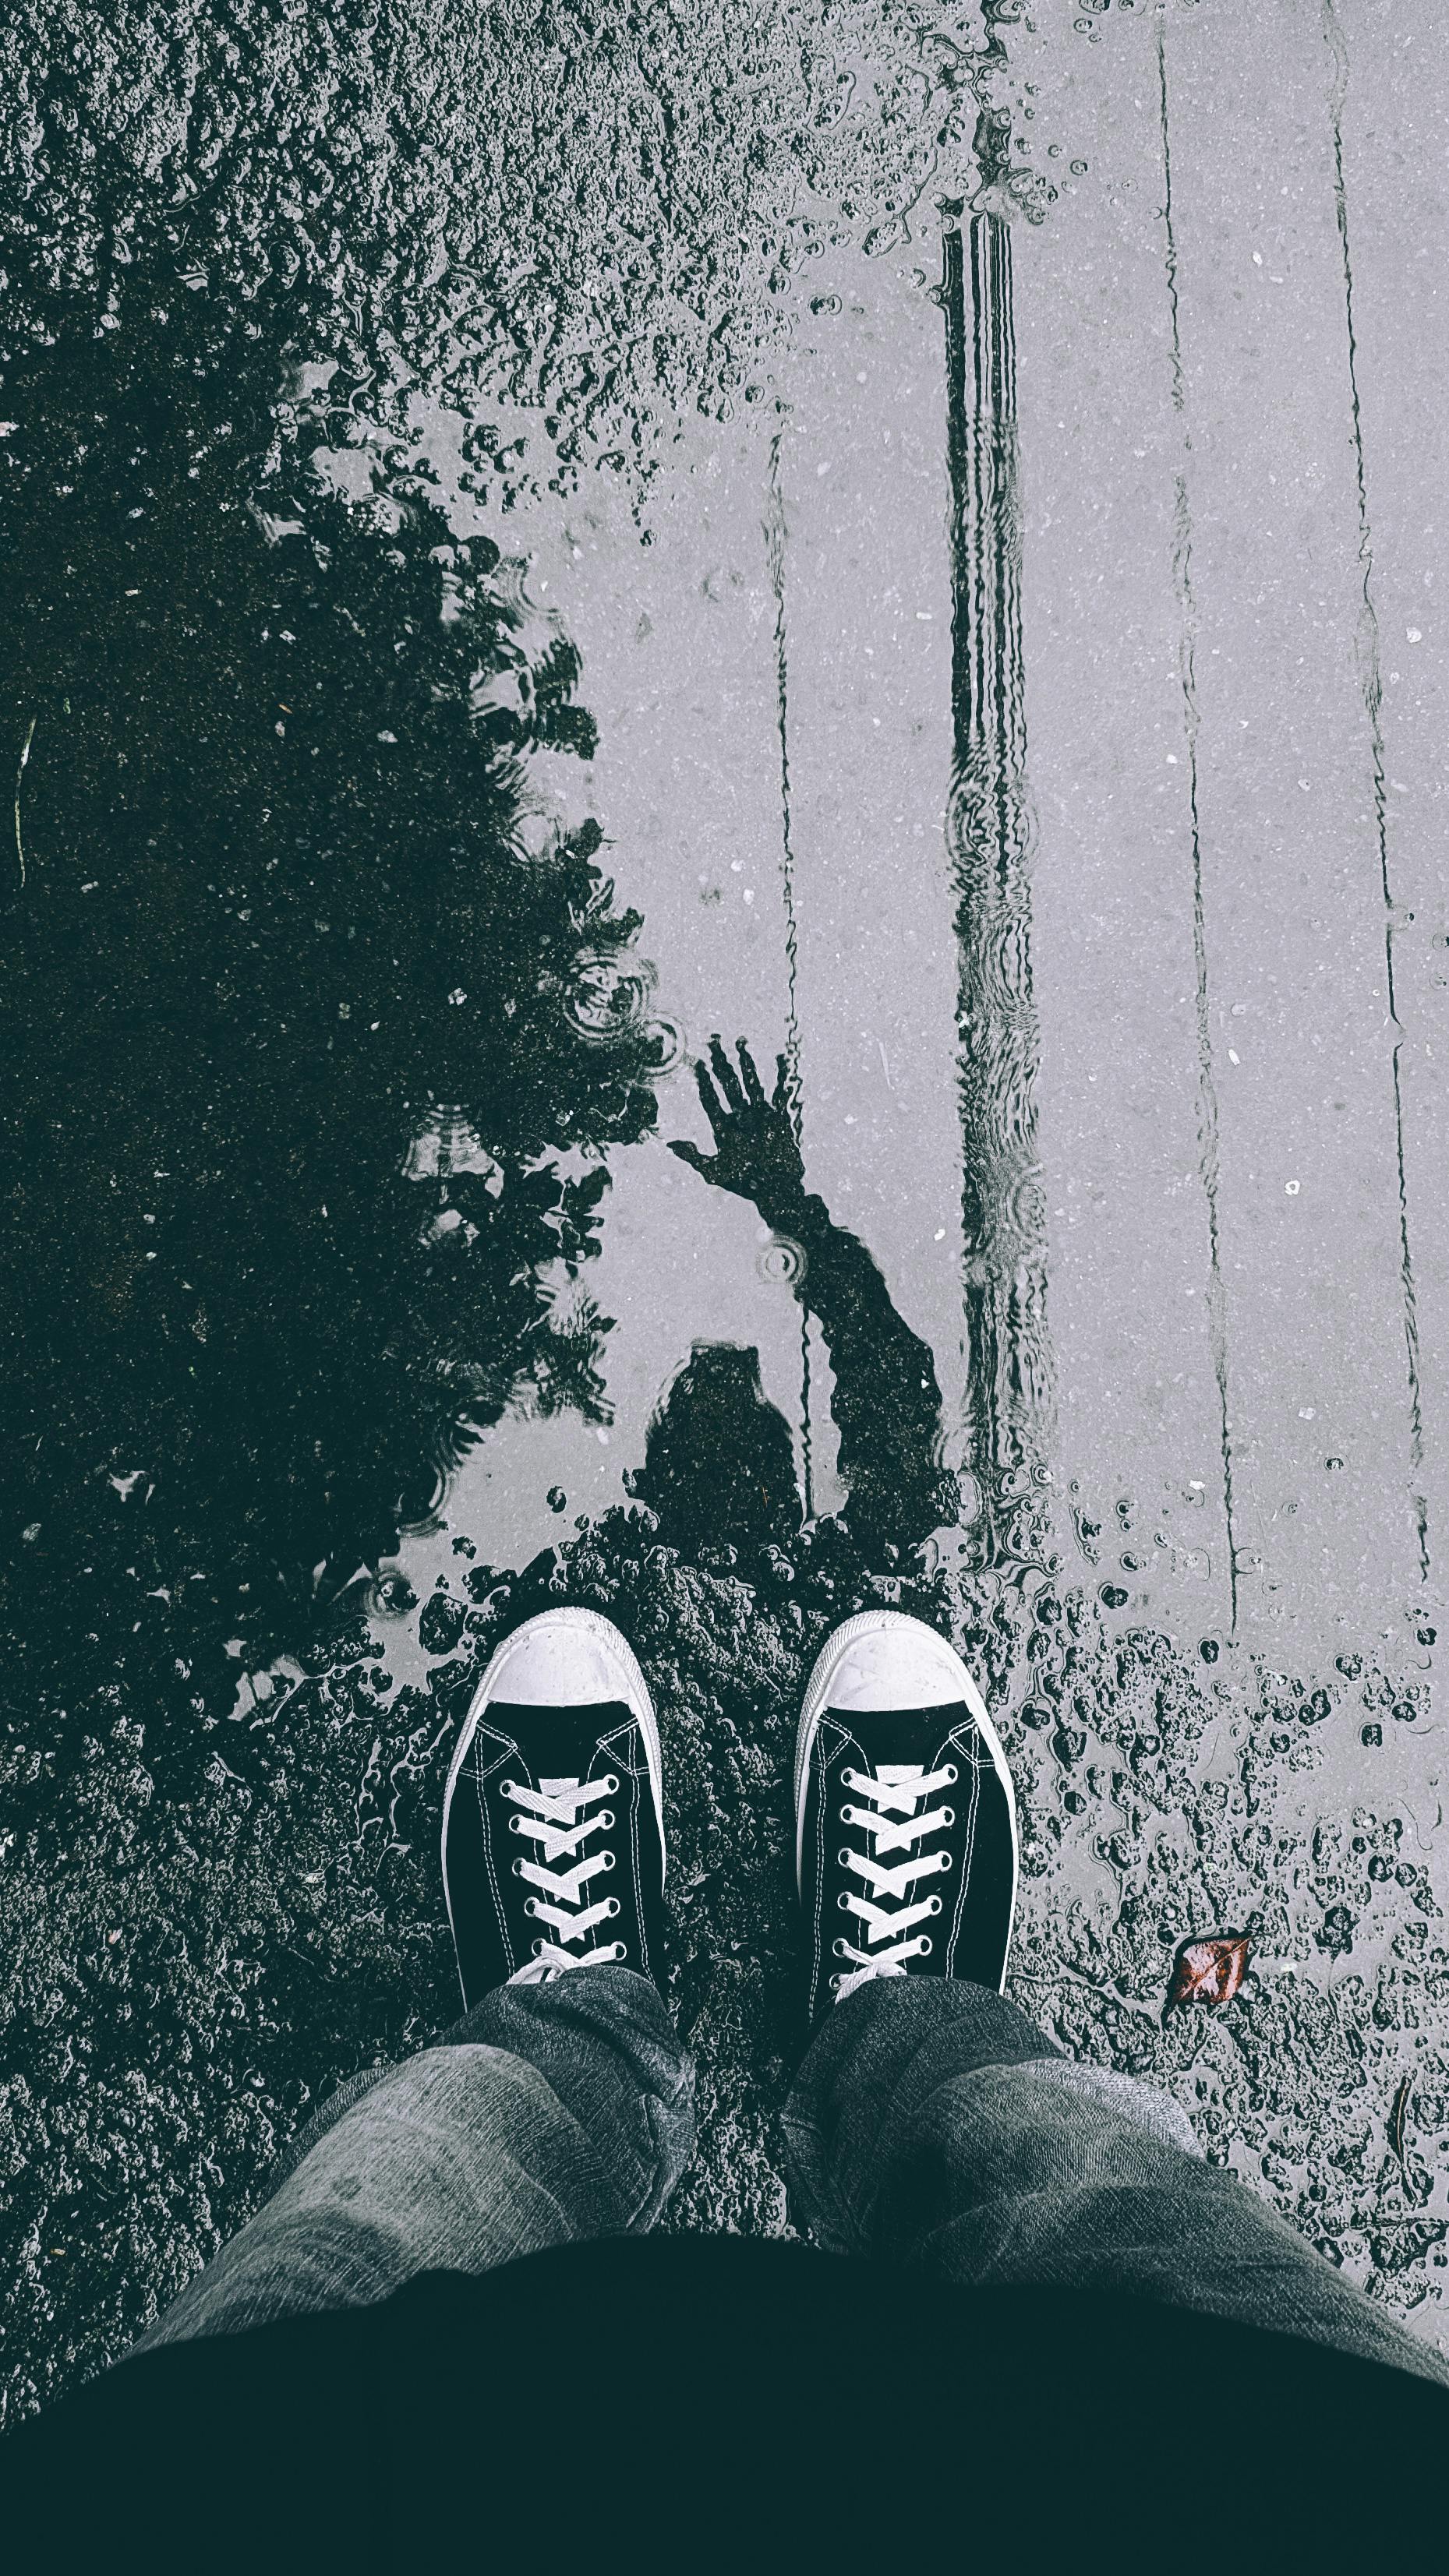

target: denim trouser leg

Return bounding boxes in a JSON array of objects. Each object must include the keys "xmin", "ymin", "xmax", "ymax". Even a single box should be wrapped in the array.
[
  {"xmin": 136, "ymin": 1967, "xmax": 694, "ymax": 2352},
  {"xmin": 780, "ymin": 1978, "xmax": 1449, "ymax": 2391}
]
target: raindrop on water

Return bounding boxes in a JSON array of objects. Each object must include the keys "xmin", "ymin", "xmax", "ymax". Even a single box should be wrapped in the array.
[{"xmin": 757, "ymin": 1234, "xmax": 808, "ymax": 1289}]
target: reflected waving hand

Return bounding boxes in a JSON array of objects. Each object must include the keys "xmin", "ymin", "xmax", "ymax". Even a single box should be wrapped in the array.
[{"xmin": 668, "ymin": 1037, "xmax": 805, "ymax": 1211}]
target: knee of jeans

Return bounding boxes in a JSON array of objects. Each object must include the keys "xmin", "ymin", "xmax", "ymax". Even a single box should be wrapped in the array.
[
  {"xmin": 276, "ymin": 2045, "xmax": 567, "ymax": 2201},
  {"xmin": 916, "ymin": 2063, "xmax": 1203, "ymax": 2196}
]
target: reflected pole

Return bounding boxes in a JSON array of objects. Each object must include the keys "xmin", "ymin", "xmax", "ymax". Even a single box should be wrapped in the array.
[{"xmin": 942, "ymin": 216, "xmax": 1054, "ymax": 1537}]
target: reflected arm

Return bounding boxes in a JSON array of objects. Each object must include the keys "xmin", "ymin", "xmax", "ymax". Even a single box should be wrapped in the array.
[{"xmin": 670, "ymin": 1039, "xmax": 953, "ymax": 1547}]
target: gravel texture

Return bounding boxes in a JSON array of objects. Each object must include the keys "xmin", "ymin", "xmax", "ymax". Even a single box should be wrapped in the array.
[{"xmin": 2, "ymin": 1, "xmax": 1055, "ymax": 504}]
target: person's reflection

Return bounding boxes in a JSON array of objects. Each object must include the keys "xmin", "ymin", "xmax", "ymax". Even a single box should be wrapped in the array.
[
  {"xmin": 627, "ymin": 1039, "xmax": 957, "ymax": 1557},
  {"xmin": 625, "ymin": 1342, "xmax": 800, "ymax": 1555}
]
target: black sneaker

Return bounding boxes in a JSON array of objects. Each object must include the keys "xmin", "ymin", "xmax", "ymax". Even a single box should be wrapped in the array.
[
  {"xmin": 795, "ymin": 1610, "xmax": 1018, "ymax": 2024},
  {"xmin": 442, "ymin": 1608, "xmax": 666, "ymax": 2009}
]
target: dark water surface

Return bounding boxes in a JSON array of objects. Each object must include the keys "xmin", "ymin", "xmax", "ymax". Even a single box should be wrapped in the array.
[{"xmin": 3, "ymin": 294, "xmax": 676, "ymax": 1684}]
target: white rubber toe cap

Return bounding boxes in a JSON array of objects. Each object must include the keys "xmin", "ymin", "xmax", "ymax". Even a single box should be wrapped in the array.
[
  {"xmin": 475, "ymin": 1607, "xmax": 649, "ymax": 1713},
  {"xmin": 803, "ymin": 1610, "xmax": 983, "ymax": 1718}
]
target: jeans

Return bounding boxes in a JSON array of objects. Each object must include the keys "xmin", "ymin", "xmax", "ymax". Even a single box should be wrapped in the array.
[{"xmin": 136, "ymin": 1970, "xmax": 1449, "ymax": 2390}]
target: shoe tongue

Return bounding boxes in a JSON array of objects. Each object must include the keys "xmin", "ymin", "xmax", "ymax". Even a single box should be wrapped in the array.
[
  {"xmin": 492, "ymin": 1702, "xmax": 628, "ymax": 1781},
  {"xmin": 832, "ymin": 1704, "xmax": 966, "ymax": 1767}
]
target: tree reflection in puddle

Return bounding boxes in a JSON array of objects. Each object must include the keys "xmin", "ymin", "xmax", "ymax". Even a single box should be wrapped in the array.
[{"xmin": 1, "ymin": 295, "xmax": 670, "ymax": 1723}]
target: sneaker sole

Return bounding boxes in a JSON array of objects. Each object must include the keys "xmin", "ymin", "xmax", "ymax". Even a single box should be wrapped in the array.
[
  {"xmin": 793, "ymin": 1608, "xmax": 1020, "ymax": 1991},
  {"xmin": 441, "ymin": 1607, "xmax": 666, "ymax": 1978}
]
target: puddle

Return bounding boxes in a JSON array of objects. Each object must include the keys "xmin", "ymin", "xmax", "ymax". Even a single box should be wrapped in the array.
[{"xmin": 3, "ymin": 0, "xmax": 1447, "ymax": 2418}]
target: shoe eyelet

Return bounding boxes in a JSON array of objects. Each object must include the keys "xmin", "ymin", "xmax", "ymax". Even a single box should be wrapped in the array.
[
  {"xmin": 602, "ymin": 1773, "xmax": 619, "ymax": 1795},
  {"xmin": 605, "ymin": 1896, "xmax": 620, "ymax": 1918},
  {"xmin": 511, "ymin": 1858, "xmax": 524, "ymax": 1878},
  {"xmin": 940, "ymin": 1807, "xmax": 955, "ymax": 1828},
  {"xmin": 919, "ymin": 1936, "xmax": 933, "ymax": 1957},
  {"xmin": 833, "ymin": 1937, "xmax": 850, "ymax": 1957},
  {"xmin": 928, "ymin": 1893, "xmax": 942, "ymax": 1915},
  {"xmin": 500, "ymin": 1780, "xmax": 519, "ymax": 1800},
  {"xmin": 523, "ymin": 1897, "xmax": 538, "ymax": 1917},
  {"xmin": 507, "ymin": 1814, "xmax": 524, "ymax": 1833},
  {"xmin": 938, "ymin": 1851, "xmax": 953, "ymax": 1872},
  {"xmin": 532, "ymin": 1938, "xmax": 545, "ymax": 1957},
  {"xmin": 829, "ymin": 1973, "xmax": 843, "ymax": 1994},
  {"xmin": 598, "ymin": 1810, "xmax": 614, "ymax": 1830},
  {"xmin": 613, "ymin": 1943, "xmax": 627, "ymax": 1961},
  {"xmin": 837, "ymin": 1847, "xmax": 853, "ymax": 1868},
  {"xmin": 943, "ymin": 1764, "xmax": 958, "ymax": 1784},
  {"xmin": 837, "ymin": 1893, "xmax": 851, "ymax": 1911},
  {"xmin": 600, "ymin": 1850, "xmax": 616, "ymax": 1871}
]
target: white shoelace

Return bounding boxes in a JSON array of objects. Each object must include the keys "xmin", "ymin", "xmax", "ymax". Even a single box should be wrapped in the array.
[
  {"xmin": 832, "ymin": 1759, "xmax": 956, "ymax": 2002},
  {"xmin": 504, "ymin": 1773, "xmax": 626, "ymax": 1980}
]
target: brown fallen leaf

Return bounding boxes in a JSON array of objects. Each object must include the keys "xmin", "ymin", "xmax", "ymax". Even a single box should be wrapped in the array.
[{"xmin": 1165, "ymin": 1932, "xmax": 1252, "ymax": 2013}]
